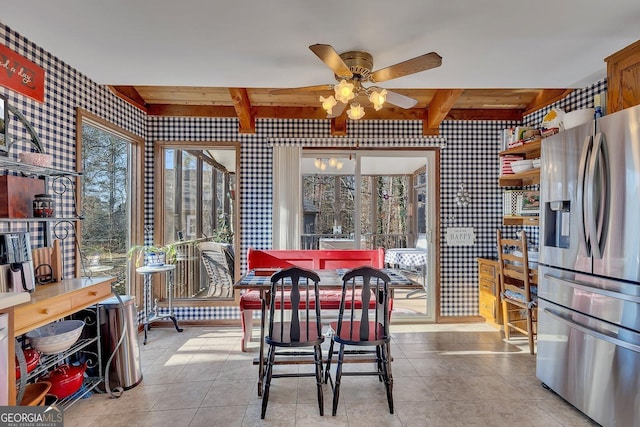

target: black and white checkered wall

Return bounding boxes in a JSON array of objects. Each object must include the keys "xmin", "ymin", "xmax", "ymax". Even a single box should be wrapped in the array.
[
  {"xmin": 0, "ymin": 20, "xmax": 607, "ymax": 319},
  {"xmin": 0, "ymin": 22, "xmax": 146, "ymax": 278},
  {"xmin": 150, "ymin": 81, "xmax": 608, "ymax": 319}
]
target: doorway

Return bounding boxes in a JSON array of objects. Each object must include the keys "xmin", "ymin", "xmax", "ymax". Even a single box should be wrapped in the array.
[{"xmin": 301, "ymin": 149, "xmax": 438, "ymax": 321}]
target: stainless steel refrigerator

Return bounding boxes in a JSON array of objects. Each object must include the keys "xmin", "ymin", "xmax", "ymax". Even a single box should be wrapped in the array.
[{"xmin": 537, "ymin": 103, "xmax": 640, "ymax": 427}]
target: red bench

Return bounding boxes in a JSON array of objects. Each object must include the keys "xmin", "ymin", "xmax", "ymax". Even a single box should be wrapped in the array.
[{"xmin": 240, "ymin": 248, "xmax": 386, "ymax": 351}]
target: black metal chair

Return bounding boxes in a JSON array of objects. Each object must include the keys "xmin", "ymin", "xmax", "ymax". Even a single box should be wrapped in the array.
[
  {"xmin": 261, "ymin": 267, "xmax": 325, "ymax": 419},
  {"xmin": 324, "ymin": 266, "xmax": 393, "ymax": 416}
]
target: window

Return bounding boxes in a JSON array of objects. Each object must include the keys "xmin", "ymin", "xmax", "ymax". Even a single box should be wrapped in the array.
[
  {"xmin": 161, "ymin": 148, "xmax": 235, "ymax": 244},
  {"xmin": 155, "ymin": 142, "xmax": 239, "ymax": 301},
  {"xmin": 77, "ymin": 110, "xmax": 144, "ymax": 296},
  {"xmin": 301, "ymin": 151, "xmax": 426, "ymax": 249}
]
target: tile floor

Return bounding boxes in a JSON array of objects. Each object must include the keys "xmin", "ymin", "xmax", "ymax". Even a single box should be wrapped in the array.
[{"xmin": 63, "ymin": 323, "xmax": 599, "ymax": 426}]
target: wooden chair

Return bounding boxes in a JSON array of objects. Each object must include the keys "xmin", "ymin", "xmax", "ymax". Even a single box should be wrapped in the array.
[
  {"xmin": 261, "ymin": 267, "xmax": 324, "ymax": 419},
  {"xmin": 324, "ymin": 266, "xmax": 393, "ymax": 416},
  {"xmin": 496, "ymin": 229, "xmax": 537, "ymax": 354}
]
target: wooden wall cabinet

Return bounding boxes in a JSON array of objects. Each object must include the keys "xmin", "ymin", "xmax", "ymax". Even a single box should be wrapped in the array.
[
  {"xmin": 477, "ymin": 258, "xmax": 502, "ymax": 327},
  {"xmin": 606, "ymin": 39, "xmax": 640, "ymax": 113}
]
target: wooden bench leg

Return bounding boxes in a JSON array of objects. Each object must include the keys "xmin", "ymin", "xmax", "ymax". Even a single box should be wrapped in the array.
[{"xmin": 241, "ymin": 308, "xmax": 254, "ymax": 352}]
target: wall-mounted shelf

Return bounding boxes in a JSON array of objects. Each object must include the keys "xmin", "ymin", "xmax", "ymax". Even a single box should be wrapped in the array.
[
  {"xmin": 0, "ymin": 217, "xmax": 82, "ymax": 222},
  {"xmin": 498, "ymin": 169, "xmax": 540, "ymax": 187},
  {"xmin": 498, "ymin": 134, "xmax": 541, "ymax": 227},
  {"xmin": 0, "ymin": 157, "xmax": 81, "ymax": 177},
  {"xmin": 499, "ymin": 138, "xmax": 541, "ymax": 159},
  {"xmin": 0, "ymin": 155, "xmax": 83, "ymax": 247},
  {"xmin": 502, "ymin": 216, "xmax": 539, "ymax": 226}
]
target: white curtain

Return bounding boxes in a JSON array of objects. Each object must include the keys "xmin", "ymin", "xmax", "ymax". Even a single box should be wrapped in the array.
[{"xmin": 272, "ymin": 145, "xmax": 301, "ymax": 249}]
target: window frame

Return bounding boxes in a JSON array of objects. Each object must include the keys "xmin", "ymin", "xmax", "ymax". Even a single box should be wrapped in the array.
[
  {"xmin": 75, "ymin": 108, "xmax": 145, "ymax": 298},
  {"xmin": 154, "ymin": 140, "xmax": 241, "ymax": 306}
]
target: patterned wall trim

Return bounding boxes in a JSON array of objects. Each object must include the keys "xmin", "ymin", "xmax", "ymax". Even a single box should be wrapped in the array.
[{"xmin": 268, "ymin": 137, "xmax": 446, "ymax": 147}]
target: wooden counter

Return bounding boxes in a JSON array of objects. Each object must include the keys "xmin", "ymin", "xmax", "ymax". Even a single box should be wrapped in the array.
[
  {"xmin": 13, "ymin": 276, "xmax": 114, "ymax": 337},
  {"xmin": 0, "ymin": 293, "xmax": 31, "ymax": 311},
  {"xmin": 7, "ymin": 276, "xmax": 114, "ymax": 405}
]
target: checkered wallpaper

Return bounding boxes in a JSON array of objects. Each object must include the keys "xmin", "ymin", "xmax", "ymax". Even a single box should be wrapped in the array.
[
  {"xmin": 0, "ymin": 22, "xmax": 146, "ymax": 278},
  {"xmin": 0, "ymin": 20, "xmax": 608, "ymax": 320}
]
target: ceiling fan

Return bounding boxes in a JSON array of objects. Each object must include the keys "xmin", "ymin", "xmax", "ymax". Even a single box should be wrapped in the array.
[{"xmin": 271, "ymin": 44, "xmax": 442, "ymax": 119}]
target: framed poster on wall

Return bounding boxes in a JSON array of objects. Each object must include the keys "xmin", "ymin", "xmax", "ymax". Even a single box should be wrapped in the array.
[{"xmin": 0, "ymin": 44, "xmax": 45, "ymax": 103}]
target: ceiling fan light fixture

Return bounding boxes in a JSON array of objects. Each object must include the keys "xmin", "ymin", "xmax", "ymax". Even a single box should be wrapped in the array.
[
  {"xmin": 347, "ymin": 103, "xmax": 365, "ymax": 120},
  {"xmin": 319, "ymin": 95, "xmax": 337, "ymax": 115},
  {"xmin": 369, "ymin": 88, "xmax": 387, "ymax": 111},
  {"xmin": 334, "ymin": 79, "xmax": 355, "ymax": 103}
]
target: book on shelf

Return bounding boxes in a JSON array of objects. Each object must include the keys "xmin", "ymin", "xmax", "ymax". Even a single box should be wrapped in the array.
[
  {"xmin": 503, "ymin": 190, "xmax": 525, "ymax": 216},
  {"xmin": 516, "ymin": 191, "xmax": 540, "ymax": 216}
]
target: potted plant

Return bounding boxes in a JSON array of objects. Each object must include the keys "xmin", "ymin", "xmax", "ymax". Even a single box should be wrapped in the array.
[
  {"xmin": 127, "ymin": 243, "xmax": 179, "ymax": 267},
  {"xmin": 211, "ymin": 219, "xmax": 233, "ymax": 244}
]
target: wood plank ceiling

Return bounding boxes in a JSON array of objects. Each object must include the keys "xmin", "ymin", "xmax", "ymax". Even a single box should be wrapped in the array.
[{"xmin": 110, "ymin": 85, "xmax": 572, "ymax": 136}]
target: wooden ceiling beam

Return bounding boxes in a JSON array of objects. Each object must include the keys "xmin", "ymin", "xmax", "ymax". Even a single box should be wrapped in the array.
[
  {"xmin": 446, "ymin": 108, "xmax": 524, "ymax": 121},
  {"xmin": 331, "ymin": 114, "xmax": 347, "ymax": 136},
  {"xmin": 523, "ymin": 89, "xmax": 573, "ymax": 116},
  {"xmin": 109, "ymin": 85, "xmax": 147, "ymax": 112},
  {"xmin": 228, "ymin": 88, "xmax": 256, "ymax": 133},
  {"xmin": 147, "ymin": 104, "xmax": 238, "ymax": 116},
  {"xmin": 423, "ymin": 89, "xmax": 464, "ymax": 135},
  {"xmin": 146, "ymin": 104, "xmax": 526, "ymax": 123}
]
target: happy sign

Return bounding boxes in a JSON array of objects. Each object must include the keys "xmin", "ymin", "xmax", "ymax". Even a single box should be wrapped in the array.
[{"xmin": 0, "ymin": 44, "xmax": 45, "ymax": 103}]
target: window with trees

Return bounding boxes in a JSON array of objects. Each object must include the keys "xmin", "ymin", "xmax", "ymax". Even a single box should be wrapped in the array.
[
  {"xmin": 301, "ymin": 151, "xmax": 425, "ymax": 249},
  {"xmin": 77, "ymin": 110, "xmax": 144, "ymax": 296}
]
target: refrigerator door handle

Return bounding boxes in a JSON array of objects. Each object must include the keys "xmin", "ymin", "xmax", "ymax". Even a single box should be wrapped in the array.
[
  {"xmin": 544, "ymin": 273, "xmax": 640, "ymax": 303},
  {"xmin": 543, "ymin": 307, "xmax": 640, "ymax": 354},
  {"xmin": 587, "ymin": 133, "xmax": 610, "ymax": 259},
  {"xmin": 577, "ymin": 135, "xmax": 593, "ymax": 256}
]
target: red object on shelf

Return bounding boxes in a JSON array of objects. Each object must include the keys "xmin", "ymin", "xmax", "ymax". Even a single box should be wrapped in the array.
[
  {"xmin": 15, "ymin": 349, "xmax": 40, "ymax": 380},
  {"xmin": 39, "ymin": 362, "xmax": 87, "ymax": 399}
]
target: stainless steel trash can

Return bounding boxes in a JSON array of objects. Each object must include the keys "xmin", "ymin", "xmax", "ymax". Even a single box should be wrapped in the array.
[{"xmin": 99, "ymin": 295, "xmax": 143, "ymax": 390}]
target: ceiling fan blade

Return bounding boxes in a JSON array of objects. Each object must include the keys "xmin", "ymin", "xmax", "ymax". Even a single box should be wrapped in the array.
[
  {"xmin": 309, "ymin": 44, "xmax": 353, "ymax": 78},
  {"xmin": 384, "ymin": 90, "xmax": 418, "ymax": 109},
  {"xmin": 269, "ymin": 85, "xmax": 333, "ymax": 95},
  {"xmin": 326, "ymin": 101, "xmax": 347, "ymax": 118},
  {"xmin": 370, "ymin": 52, "xmax": 442, "ymax": 83}
]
